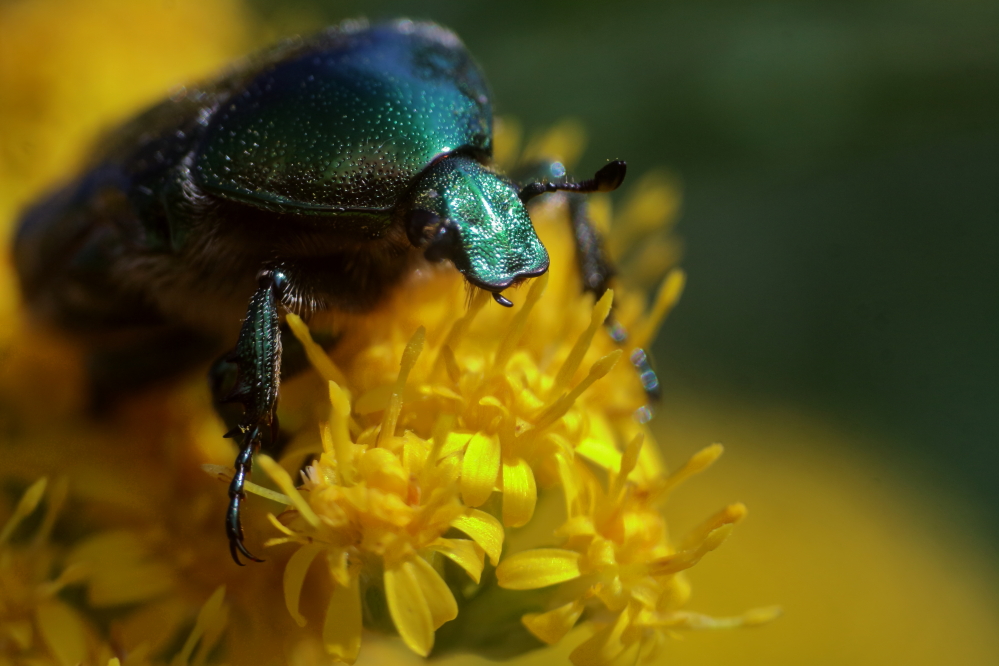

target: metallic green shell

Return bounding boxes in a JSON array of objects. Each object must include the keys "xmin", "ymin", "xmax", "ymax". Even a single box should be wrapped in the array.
[
  {"xmin": 193, "ymin": 20, "xmax": 492, "ymax": 214},
  {"xmin": 410, "ymin": 157, "xmax": 549, "ymax": 289}
]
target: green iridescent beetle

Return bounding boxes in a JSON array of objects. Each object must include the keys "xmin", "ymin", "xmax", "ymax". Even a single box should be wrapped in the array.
[{"xmin": 14, "ymin": 19, "xmax": 627, "ymax": 564}]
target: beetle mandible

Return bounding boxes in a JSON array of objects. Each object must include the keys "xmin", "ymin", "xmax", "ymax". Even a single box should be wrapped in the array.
[{"xmin": 14, "ymin": 19, "xmax": 631, "ymax": 564}]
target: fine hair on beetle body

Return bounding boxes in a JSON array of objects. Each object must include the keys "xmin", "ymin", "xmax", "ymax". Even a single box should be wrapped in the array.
[{"xmin": 13, "ymin": 18, "xmax": 639, "ymax": 564}]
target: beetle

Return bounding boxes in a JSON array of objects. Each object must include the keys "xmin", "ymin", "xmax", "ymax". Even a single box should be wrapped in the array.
[{"xmin": 14, "ymin": 19, "xmax": 633, "ymax": 564}]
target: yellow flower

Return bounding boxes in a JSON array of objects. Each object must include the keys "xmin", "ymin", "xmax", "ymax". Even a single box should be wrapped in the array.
[
  {"xmin": 0, "ymin": 477, "xmax": 102, "ymax": 666},
  {"xmin": 0, "ymin": 478, "xmax": 243, "ymax": 666},
  {"xmin": 495, "ymin": 441, "xmax": 780, "ymax": 665},
  {"xmin": 255, "ymin": 335, "xmax": 503, "ymax": 660},
  {"xmin": 1, "ymin": 1, "xmax": 774, "ymax": 663},
  {"xmin": 228, "ymin": 116, "xmax": 774, "ymax": 664}
]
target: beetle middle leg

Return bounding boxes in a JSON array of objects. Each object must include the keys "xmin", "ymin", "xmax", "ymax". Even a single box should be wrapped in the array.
[{"xmin": 213, "ymin": 269, "xmax": 287, "ymax": 565}]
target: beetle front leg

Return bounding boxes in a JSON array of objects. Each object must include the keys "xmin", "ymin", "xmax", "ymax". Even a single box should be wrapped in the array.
[
  {"xmin": 513, "ymin": 160, "xmax": 618, "ymax": 299},
  {"xmin": 217, "ymin": 269, "xmax": 286, "ymax": 565}
]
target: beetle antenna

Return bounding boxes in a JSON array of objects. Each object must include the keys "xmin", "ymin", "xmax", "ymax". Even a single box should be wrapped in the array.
[{"xmin": 519, "ymin": 160, "xmax": 627, "ymax": 203}]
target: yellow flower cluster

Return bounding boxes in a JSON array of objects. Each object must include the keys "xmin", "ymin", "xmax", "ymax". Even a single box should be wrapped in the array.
[
  {"xmin": 227, "ymin": 123, "xmax": 777, "ymax": 663},
  {"xmin": 0, "ymin": 0, "xmax": 777, "ymax": 663},
  {"xmin": 0, "ymin": 478, "xmax": 229, "ymax": 666},
  {"xmin": 496, "ymin": 446, "xmax": 779, "ymax": 664}
]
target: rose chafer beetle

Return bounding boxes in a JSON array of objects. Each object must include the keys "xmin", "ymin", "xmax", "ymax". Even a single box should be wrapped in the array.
[{"xmin": 14, "ymin": 19, "xmax": 635, "ymax": 564}]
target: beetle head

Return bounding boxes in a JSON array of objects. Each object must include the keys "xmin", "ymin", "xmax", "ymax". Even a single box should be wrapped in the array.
[{"xmin": 406, "ymin": 155, "xmax": 549, "ymax": 299}]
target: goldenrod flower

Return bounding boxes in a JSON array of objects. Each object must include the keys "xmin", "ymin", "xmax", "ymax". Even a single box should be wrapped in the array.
[
  {"xmin": 1, "ymin": 1, "xmax": 776, "ymax": 663},
  {"xmin": 495, "ymin": 442, "xmax": 780, "ymax": 665},
  {"xmin": 0, "ymin": 477, "xmax": 100, "ymax": 666},
  {"xmin": 227, "ymin": 118, "xmax": 775, "ymax": 663}
]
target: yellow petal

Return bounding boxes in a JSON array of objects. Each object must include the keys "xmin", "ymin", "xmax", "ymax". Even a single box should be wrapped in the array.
[
  {"xmin": 575, "ymin": 437, "xmax": 621, "ymax": 473},
  {"xmin": 502, "ymin": 458, "xmax": 537, "ymax": 528},
  {"xmin": 569, "ymin": 605, "xmax": 633, "ymax": 666},
  {"xmin": 176, "ymin": 586, "xmax": 227, "ymax": 666},
  {"xmin": 385, "ymin": 560, "xmax": 435, "ymax": 657},
  {"xmin": 553, "ymin": 515, "xmax": 596, "ymax": 539},
  {"xmin": 678, "ymin": 502, "xmax": 747, "ymax": 551},
  {"xmin": 638, "ymin": 605, "xmax": 781, "ymax": 630},
  {"xmin": 460, "ymin": 432, "xmax": 500, "ymax": 507},
  {"xmin": 379, "ymin": 326, "xmax": 425, "ymax": 446},
  {"xmin": 67, "ymin": 531, "xmax": 175, "ymax": 607},
  {"xmin": 496, "ymin": 549, "xmax": 582, "ymax": 590},
  {"xmin": 354, "ymin": 384, "xmax": 393, "ymax": 414},
  {"xmin": 88, "ymin": 559, "xmax": 176, "ymax": 607},
  {"xmin": 659, "ymin": 443, "xmax": 723, "ymax": 498},
  {"xmin": 650, "ymin": 523, "xmax": 736, "ymax": 576},
  {"xmin": 631, "ymin": 267, "xmax": 686, "ymax": 350},
  {"xmin": 112, "ymin": 597, "xmax": 187, "ymax": 658},
  {"xmin": 522, "ymin": 599, "xmax": 585, "ymax": 644},
  {"xmin": 201, "ymin": 464, "xmax": 294, "ymax": 504},
  {"xmin": 522, "ymin": 118, "xmax": 587, "ymax": 167},
  {"xmin": 452, "ymin": 510, "xmax": 504, "ymax": 565},
  {"xmin": 36, "ymin": 599, "xmax": 87, "ymax": 666},
  {"xmin": 409, "ymin": 554, "xmax": 458, "ymax": 629},
  {"xmin": 434, "ymin": 288, "xmax": 489, "ymax": 372},
  {"xmin": 533, "ymin": 350, "xmax": 622, "ymax": 433},
  {"xmin": 33, "ymin": 475, "xmax": 67, "ymax": 547},
  {"xmin": 284, "ymin": 543, "xmax": 323, "ymax": 628},
  {"xmin": 440, "ymin": 344, "xmax": 461, "ymax": 383},
  {"xmin": 258, "ymin": 454, "xmax": 321, "ymax": 528},
  {"xmin": 328, "ymin": 380, "xmax": 356, "ymax": 484},
  {"xmin": 0, "ymin": 477, "xmax": 46, "ymax": 544},
  {"xmin": 4, "ymin": 620, "xmax": 32, "ymax": 650},
  {"xmin": 402, "ymin": 431, "xmax": 430, "ymax": 477},
  {"xmin": 556, "ymin": 453, "xmax": 581, "ymax": 518},
  {"xmin": 430, "ymin": 538, "xmax": 485, "ymax": 583},
  {"xmin": 191, "ymin": 596, "xmax": 228, "ymax": 666},
  {"xmin": 323, "ymin": 573, "xmax": 363, "ymax": 663},
  {"xmin": 493, "ymin": 116, "xmax": 523, "ymax": 169},
  {"xmin": 439, "ymin": 431, "xmax": 472, "ymax": 459},
  {"xmin": 492, "ymin": 271, "xmax": 548, "ymax": 373},
  {"xmin": 609, "ymin": 170, "xmax": 679, "ymax": 256},
  {"xmin": 285, "ymin": 313, "xmax": 348, "ymax": 385},
  {"xmin": 550, "ymin": 289, "xmax": 614, "ymax": 398},
  {"xmin": 358, "ymin": 447, "xmax": 408, "ymax": 496},
  {"xmin": 612, "ymin": 433, "xmax": 644, "ymax": 495},
  {"xmin": 267, "ymin": 512, "xmax": 297, "ymax": 536},
  {"xmin": 328, "ymin": 549, "xmax": 352, "ymax": 587}
]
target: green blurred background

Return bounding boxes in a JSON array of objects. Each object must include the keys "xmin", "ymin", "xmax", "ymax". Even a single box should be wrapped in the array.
[{"xmin": 249, "ymin": 0, "xmax": 999, "ymax": 547}]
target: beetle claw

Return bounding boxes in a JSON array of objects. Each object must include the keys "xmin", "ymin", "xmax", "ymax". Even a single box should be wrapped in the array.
[
  {"xmin": 492, "ymin": 292, "xmax": 513, "ymax": 307},
  {"xmin": 229, "ymin": 531, "xmax": 265, "ymax": 566},
  {"xmin": 226, "ymin": 479, "xmax": 265, "ymax": 565}
]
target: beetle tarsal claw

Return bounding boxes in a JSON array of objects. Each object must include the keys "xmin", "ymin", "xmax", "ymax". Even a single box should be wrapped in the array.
[{"xmin": 492, "ymin": 292, "xmax": 513, "ymax": 307}]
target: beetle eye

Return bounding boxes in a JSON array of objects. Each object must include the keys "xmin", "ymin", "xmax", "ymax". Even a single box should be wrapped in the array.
[
  {"xmin": 406, "ymin": 209, "xmax": 441, "ymax": 249},
  {"xmin": 423, "ymin": 218, "xmax": 461, "ymax": 264}
]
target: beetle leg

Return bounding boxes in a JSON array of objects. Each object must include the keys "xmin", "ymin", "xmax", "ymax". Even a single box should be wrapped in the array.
[
  {"xmin": 566, "ymin": 193, "xmax": 615, "ymax": 300},
  {"xmin": 509, "ymin": 152, "xmax": 665, "ymax": 408},
  {"xmin": 227, "ymin": 436, "xmax": 262, "ymax": 564},
  {"xmin": 511, "ymin": 160, "xmax": 618, "ymax": 299},
  {"xmin": 217, "ymin": 269, "xmax": 285, "ymax": 565},
  {"xmin": 565, "ymin": 192, "xmax": 663, "ymax": 407}
]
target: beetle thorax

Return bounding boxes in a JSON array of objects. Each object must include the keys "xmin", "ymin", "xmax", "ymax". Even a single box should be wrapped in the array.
[{"xmin": 406, "ymin": 155, "xmax": 549, "ymax": 293}]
